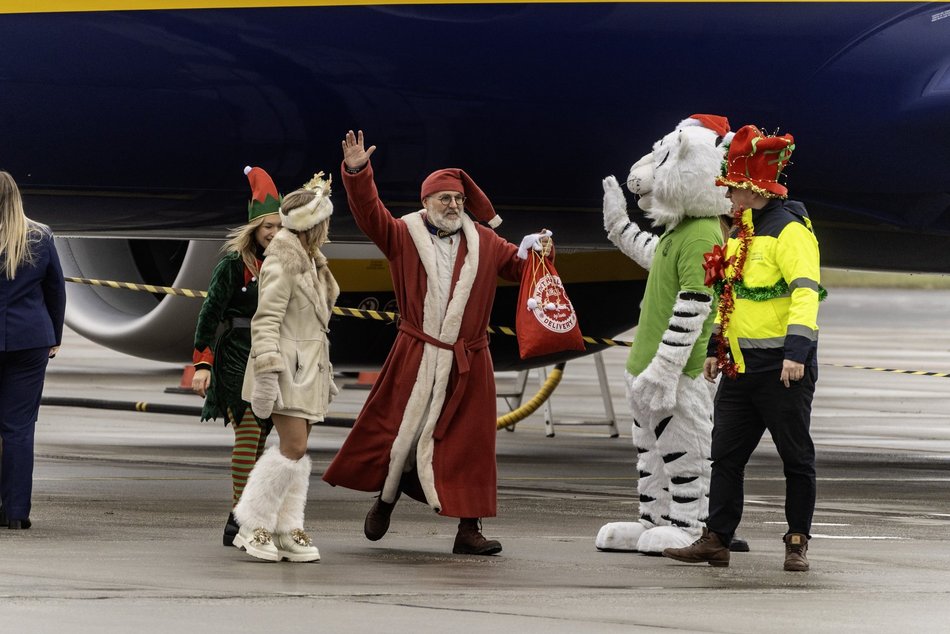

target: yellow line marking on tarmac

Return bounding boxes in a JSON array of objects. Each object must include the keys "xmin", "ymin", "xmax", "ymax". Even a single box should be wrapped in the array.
[{"xmin": 811, "ymin": 535, "xmax": 910, "ymax": 540}]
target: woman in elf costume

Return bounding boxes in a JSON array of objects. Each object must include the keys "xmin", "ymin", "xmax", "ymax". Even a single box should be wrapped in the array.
[{"xmin": 192, "ymin": 166, "xmax": 281, "ymax": 546}]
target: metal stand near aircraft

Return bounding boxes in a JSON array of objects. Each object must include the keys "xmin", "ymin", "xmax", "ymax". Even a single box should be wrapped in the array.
[{"xmin": 1, "ymin": 2, "xmax": 948, "ymax": 366}]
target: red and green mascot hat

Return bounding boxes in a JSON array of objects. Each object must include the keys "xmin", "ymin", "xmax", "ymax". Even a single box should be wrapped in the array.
[{"xmin": 244, "ymin": 165, "xmax": 282, "ymax": 221}]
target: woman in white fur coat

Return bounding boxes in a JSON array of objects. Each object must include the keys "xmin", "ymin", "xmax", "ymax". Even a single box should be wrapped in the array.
[{"xmin": 233, "ymin": 174, "xmax": 340, "ymax": 563}]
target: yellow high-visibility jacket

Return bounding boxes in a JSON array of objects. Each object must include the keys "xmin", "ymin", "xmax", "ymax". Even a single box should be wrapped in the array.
[{"xmin": 708, "ymin": 199, "xmax": 821, "ymax": 373}]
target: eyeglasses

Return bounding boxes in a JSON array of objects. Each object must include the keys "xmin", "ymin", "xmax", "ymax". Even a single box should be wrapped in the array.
[{"xmin": 435, "ymin": 194, "xmax": 466, "ymax": 206}]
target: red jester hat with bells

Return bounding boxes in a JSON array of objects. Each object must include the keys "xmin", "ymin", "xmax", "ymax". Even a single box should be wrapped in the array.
[{"xmin": 717, "ymin": 124, "xmax": 795, "ymax": 199}]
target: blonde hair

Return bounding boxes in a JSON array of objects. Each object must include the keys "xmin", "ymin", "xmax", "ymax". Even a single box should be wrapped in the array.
[
  {"xmin": 222, "ymin": 213, "xmax": 277, "ymax": 276},
  {"xmin": 302, "ymin": 219, "xmax": 329, "ymax": 257},
  {"xmin": 0, "ymin": 171, "xmax": 47, "ymax": 280}
]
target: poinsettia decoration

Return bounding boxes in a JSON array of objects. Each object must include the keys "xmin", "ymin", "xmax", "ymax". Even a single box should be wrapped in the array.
[{"xmin": 702, "ymin": 244, "xmax": 734, "ymax": 286}]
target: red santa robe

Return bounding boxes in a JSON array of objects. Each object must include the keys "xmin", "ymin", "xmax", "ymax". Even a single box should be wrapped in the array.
[{"xmin": 322, "ymin": 162, "xmax": 524, "ymax": 518}]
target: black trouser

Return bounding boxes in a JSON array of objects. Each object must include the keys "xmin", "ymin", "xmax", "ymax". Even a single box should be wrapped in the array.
[
  {"xmin": 0, "ymin": 347, "xmax": 50, "ymax": 521},
  {"xmin": 706, "ymin": 366, "xmax": 817, "ymax": 546}
]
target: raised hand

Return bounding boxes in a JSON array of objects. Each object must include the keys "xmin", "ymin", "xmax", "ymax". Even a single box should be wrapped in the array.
[
  {"xmin": 342, "ymin": 129, "xmax": 377, "ymax": 171},
  {"xmin": 602, "ymin": 175, "xmax": 631, "ymax": 234}
]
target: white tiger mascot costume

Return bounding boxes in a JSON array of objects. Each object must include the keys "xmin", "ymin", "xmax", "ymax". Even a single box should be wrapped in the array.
[{"xmin": 596, "ymin": 114, "xmax": 735, "ymax": 554}]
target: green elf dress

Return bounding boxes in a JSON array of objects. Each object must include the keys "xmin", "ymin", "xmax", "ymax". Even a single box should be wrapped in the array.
[{"xmin": 193, "ymin": 249, "xmax": 270, "ymax": 429}]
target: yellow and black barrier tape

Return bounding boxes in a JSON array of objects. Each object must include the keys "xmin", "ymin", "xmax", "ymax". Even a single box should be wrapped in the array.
[
  {"xmin": 65, "ymin": 276, "xmax": 634, "ymax": 346},
  {"xmin": 60, "ymin": 278, "xmax": 950, "ymax": 373},
  {"xmin": 65, "ymin": 276, "xmax": 208, "ymax": 299},
  {"xmin": 824, "ymin": 364, "xmax": 950, "ymax": 379},
  {"xmin": 332, "ymin": 305, "xmax": 399, "ymax": 322},
  {"xmin": 39, "ymin": 395, "xmax": 356, "ymax": 427}
]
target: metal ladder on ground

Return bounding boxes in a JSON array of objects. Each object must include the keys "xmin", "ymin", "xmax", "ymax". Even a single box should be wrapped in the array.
[{"xmin": 496, "ymin": 351, "xmax": 619, "ymax": 438}]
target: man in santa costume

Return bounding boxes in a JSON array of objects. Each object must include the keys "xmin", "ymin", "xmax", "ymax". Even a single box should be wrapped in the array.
[{"xmin": 323, "ymin": 129, "xmax": 551, "ymax": 555}]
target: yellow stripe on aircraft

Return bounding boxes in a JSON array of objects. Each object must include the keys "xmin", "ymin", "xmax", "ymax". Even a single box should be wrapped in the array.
[{"xmin": 1, "ymin": 0, "xmax": 691, "ymax": 16}]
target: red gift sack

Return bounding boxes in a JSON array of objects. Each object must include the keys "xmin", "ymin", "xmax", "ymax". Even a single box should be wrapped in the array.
[{"xmin": 516, "ymin": 250, "xmax": 585, "ymax": 359}]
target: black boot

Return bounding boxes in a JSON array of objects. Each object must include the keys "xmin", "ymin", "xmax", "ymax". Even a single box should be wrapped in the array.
[
  {"xmin": 453, "ymin": 518, "xmax": 502, "ymax": 555},
  {"xmin": 1, "ymin": 505, "xmax": 29, "ymax": 529},
  {"xmin": 223, "ymin": 512, "xmax": 239, "ymax": 547},
  {"xmin": 729, "ymin": 536, "xmax": 751, "ymax": 552},
  {"xmin": 364, "ymin": 493, "xmax": 399, "ymax": 541}
]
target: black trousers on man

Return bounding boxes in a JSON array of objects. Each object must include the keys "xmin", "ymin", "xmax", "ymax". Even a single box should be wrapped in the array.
[{"xmin": 706, "ymin": 366, "xmax": 817, "ymax": 546}]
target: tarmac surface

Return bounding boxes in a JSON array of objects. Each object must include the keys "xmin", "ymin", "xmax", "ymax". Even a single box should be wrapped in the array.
[{"xmin": 2, "ymin": 287, "xmax": 949, "ymax": 632}]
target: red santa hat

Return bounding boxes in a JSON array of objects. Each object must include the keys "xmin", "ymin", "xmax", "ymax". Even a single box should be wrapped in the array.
[
  {"xmin": 420, "ymin": 168, "xmax": 501, "ymax": 228},
  {"xmin": 678, "ymin": 114, "xmax": 732, "ymax": 140},
  {"xmin": 244, "ymin": 165, "xmax": 281, "ymax": 222},
  {"xmin": 716, "ymin": 124, "xmax": 795, "ymax": 198}
]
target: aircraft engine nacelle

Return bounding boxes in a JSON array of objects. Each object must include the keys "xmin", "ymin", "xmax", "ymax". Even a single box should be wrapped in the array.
[{"xmin": 55, "ymin": 237, "xmax": 220, "ymax": 363}]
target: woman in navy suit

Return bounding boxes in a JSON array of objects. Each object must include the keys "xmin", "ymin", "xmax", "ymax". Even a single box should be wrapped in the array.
[{"xmin": 0, "ymin": 171, "xmax": 66, "ymax": 530}]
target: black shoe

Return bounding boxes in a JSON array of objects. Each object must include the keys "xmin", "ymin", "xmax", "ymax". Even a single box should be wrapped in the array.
[
  {"xmin": 8, "ymin": 518, "xmax": 31, "ymax": 530},
  {"xmin": 729, "ymin": 536, "xmax": 750, "ymax": 552},
  {"xmin": 364, "ymin": 495, "xmax": 399, "ymax": 541},
  {"xmin": 223, "ymin": 512, "xmax": 239, "ymax": 547},
  {"xmin": 0, "ymin": 507, "xmax": 7, "ymax": 527}
]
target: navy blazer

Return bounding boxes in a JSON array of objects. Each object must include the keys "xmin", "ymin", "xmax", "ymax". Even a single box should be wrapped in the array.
[{"xmin": 0, "ymin": 226, "xmax": 66, "ymax": 352}]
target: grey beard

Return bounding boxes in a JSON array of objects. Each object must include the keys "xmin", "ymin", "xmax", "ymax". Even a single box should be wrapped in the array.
[{"xmin": 430, "ymin": 214, "xmax": 462, "ymax": 233}]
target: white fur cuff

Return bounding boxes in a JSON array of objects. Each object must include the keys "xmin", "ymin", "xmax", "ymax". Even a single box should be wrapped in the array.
[{"xmin": 253, "ymin": 350, "xmax": 285, "ymax": 374}]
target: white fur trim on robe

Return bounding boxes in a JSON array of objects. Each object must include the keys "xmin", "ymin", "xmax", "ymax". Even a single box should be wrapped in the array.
[{"xmin": 379, "ymin": 211, "xmax": 480, "ymax": 511}]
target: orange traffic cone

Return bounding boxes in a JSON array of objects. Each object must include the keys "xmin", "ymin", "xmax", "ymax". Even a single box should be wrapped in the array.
[
  {"xmin": 345, "ymin": 371, "xmax": 380, "ymax": 390},
  {"xmin": 165, "ymin": 364, "xmax": 197, "ymax": 394}
]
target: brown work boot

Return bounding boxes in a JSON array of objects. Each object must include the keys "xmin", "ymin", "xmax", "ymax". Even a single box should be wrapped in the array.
[
  {"xmin": 363, "ymin": 494, "xmax": 398, "ymax": 541},
  {"xmin": 453, "ymin": 518, "xmax": 502, "ymax": 555},
  {"xmin": 662, "ymin": 528, "xmax": 730, "ymax": 567},
  {"xmin": 784, "ymin": 533, "xmax": 809, "ymax": 571}
]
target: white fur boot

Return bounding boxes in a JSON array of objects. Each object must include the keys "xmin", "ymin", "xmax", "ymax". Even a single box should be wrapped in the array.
[
  {"xmin": 273, "ymin": 454, "xmax": 320, "ymax": 563},
  {"xmin": 596, "ymin": 520, "xmax": 653, "ymax": 551},
  {"xmin": 233, "ymin": 446, "xmax": 296, "ymax": 561}
]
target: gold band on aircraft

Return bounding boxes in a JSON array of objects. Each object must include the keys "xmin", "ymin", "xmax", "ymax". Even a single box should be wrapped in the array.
[
  {"xmin": 64, "ymin": 275, "xmax": 633, "ymax": 347},
  {"xmin": 0, "ymin": 1, "xmax": 657, "ymax": 17}
]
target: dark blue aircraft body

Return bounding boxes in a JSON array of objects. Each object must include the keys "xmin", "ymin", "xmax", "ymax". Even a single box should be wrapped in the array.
[{"xmin": 1, "ymin": 2, "xmax": 948, "ymax": 362}]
